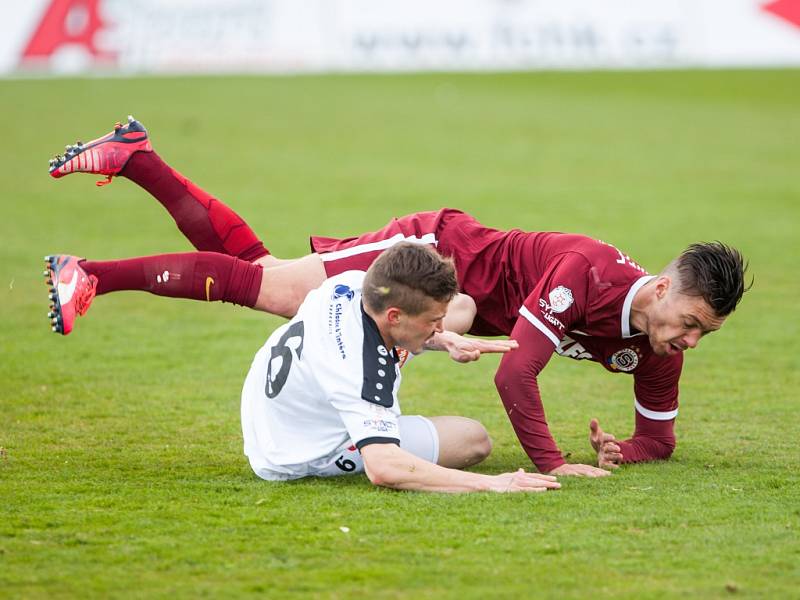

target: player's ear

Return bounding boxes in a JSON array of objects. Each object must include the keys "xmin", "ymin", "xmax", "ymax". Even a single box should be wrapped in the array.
[
  {"xmin": 654, "ymin": 275, "xmax": 671, "ymax": 300},
  {"xmin": 385, "ymin": 306, "xmax": 403, "ymax": 325}
]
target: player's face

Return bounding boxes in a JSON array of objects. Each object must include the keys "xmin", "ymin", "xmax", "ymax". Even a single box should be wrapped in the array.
[
  {"xmin": 646, "ymin": 287, "xmax": 725, "ymax": 357},
  {"xmin": 394, "ymin": 299, "xmax": 449, "ymax": 354}
]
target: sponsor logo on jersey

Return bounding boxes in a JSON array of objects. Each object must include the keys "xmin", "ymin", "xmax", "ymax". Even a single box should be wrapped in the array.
[
  {"xmin": 369, "ymin": 404, "xmax": 392, "ymax": 416},
  {"xmin": 327, "ymin": 301, "xmax": 347, "ymax": 359},
  {"xmin": 608, "ymin": 347, "xmax": 641, "ymax": 372},
  {"xmin": 556, "ymin": 335, "xmax": 593, "ymax": 360},
  {"xmin": 548, "ymin": 286, "xmax": 574, "ymax": 313},
  {"xmin": 363, "ymin": 418, "xmax": 398, "ymax": 433},
  {"xmin": 538, "ymin": 298, "xmax": 565, "ymax": 329},
  {"xmin": 332, "ymin": 284, "xmax": 355, "ymax": 301}
]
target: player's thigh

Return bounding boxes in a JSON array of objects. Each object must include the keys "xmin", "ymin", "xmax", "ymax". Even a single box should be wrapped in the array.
[
  {"xmin": 258, "ymin": 253, "xmax": 327, "ymax": 316},
  {"xmin": 255, "ymin": 255, "xmax": 298, "ymax": 268},
  {"xmin": 428, "ymin": 416, "xmax": 492, "ymax": 469}
]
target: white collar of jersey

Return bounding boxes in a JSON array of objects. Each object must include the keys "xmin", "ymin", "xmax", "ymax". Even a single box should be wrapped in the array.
[{"xmin": 621, "ymin": 275, "xmax": 656, "ymax": 338}]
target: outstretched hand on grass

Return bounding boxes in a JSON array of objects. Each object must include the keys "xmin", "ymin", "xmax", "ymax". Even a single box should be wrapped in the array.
[
  {"xmin": 489, "ymin": 469, "xmax": 561, "ymax": 493},
  {"xmin": 547, "ymin": 462, "xmax": 611, "ymax": 477}
]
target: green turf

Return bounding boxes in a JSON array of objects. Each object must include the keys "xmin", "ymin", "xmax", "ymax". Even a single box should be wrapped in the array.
[{"xmin": 1, "ymin": 71, "xmax": 799, "ymax": 598}]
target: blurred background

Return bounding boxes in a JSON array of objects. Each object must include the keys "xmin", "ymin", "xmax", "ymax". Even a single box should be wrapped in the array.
[{"xmin": 4, "ymin": 0, "xmax": 800, "ymax": 76}]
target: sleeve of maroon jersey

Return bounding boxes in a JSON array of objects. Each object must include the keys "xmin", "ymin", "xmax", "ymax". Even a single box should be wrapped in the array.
[
  {"xmin": 616, "ymin": 352, "xmax": 683, "ymax": 462},
  {"xmin": 495, "ymin": 253, "xmax": 592, "ymax": 472},
  {"xmin": 518, "ymin": 252, "xmax": 592, "ymax": 347}
]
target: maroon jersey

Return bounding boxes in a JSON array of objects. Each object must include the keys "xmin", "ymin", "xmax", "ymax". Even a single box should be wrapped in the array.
[{"xmin": 311, "ymin": 209, "xmax": 682, "ymax": 472}]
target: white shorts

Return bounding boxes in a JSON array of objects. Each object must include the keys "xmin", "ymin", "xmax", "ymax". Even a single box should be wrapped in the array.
[{"xmin": 249, "ymin": 415, "xmax": 440, "ymax": 481}]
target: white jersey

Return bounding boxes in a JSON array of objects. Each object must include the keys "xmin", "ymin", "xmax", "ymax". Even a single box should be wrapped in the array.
[{"xmin": 241, "ymin": 271, "xmax": 404, "ymax": 479}]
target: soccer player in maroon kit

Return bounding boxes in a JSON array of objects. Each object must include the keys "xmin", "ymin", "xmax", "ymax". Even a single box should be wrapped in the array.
[{"xmin": 45, "ymin": 117, "xmax": 749, "ymax": 477}]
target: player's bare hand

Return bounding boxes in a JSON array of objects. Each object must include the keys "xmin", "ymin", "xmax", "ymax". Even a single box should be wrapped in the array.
[
  {"xmin": 547, "ymin": 463, "xmax": 611, "ymax": 477},
  {"xmin": 488, "ymin": 469, "xmax": 561, "ymax": 493},
  {"xmin": 589, "ymin": 418, "xmax": 622, "ymax": 469},
  {"xmin": 428, "ymin": 331, "xmax": 519, "ymax": 363}
]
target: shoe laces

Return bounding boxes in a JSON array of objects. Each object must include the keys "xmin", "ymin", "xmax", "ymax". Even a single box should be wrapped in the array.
[{"xmin": 74, "ymin": 275, "xmax": 98, "ymax": 316}]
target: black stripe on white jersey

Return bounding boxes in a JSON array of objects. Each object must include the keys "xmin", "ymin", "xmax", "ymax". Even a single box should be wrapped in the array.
[
  {"xmin": 360, "ymin": 303, "xmax": 398, "ymax": 408},
  {"xmin": 356, "ymin": 437, "xmax": 400, "ymax": 450}
]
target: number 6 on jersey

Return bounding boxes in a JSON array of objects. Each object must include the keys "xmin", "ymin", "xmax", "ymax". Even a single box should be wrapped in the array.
[{"xmin": 265, "ymin": 321, "xmax": 305, "ymax": 398}]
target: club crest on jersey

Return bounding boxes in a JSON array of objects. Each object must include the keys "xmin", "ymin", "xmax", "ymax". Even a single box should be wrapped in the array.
[
  {"xmin": 548, "ymin": 286, "xmax": 574, "ymax": 313},
  {"xmin": 332, "ymin": 284, "xmax": 355, "ymax": 301},
  {"xmin": 609, "ymin": 347, "xmax": 640, "ymax": 372}
]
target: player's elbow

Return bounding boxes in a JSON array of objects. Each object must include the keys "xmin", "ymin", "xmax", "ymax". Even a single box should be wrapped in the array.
[
  {"xmin": 361, "ymin": 445, "xmax": 404, "ymax": 489},
  {"xmin": 494, "ymin": 362, "xmax": 527, "ymax": 403},
  {"xmin": 659, "ymin": 436, "xmax": 676, "ymax": 460},
  {"xmin": 493, "ymin": 365, "xmax": 513, "ymax": 394},
  {"xmin": 363, "ymin": 460, "xmax": 404, "ymax": 489},
  {"xmin": 653, "ymin": 430, "xmax": 677, "ymax": 460},
  {"xmin": 628, "ymin": 434, "xmax": 676, "ymax": 462}
]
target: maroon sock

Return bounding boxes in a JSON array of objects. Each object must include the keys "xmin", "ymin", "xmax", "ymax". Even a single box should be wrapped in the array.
[
  {"xmin": 82, "ymin": 252, "xmax": 263, "ymax": 307},
  {"xmin": 120, "ymin": 151, "xmax": 269, "ymax": 262}
]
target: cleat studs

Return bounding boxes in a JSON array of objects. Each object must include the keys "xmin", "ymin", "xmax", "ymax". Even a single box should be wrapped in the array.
[
  {"xmin": 48, "ymin": 311, "xmax": 55, "ymax": 318},
  {"xmin": 48, "ymin": 293, "xmax": 55, "ymax": 300},
  {"xmin": 52, "ymin": 325, "xmax": 58, "ymax": 332},
  {"xmin": 43, "ymin": 269, "xmax": 49, "ymax": 276}
]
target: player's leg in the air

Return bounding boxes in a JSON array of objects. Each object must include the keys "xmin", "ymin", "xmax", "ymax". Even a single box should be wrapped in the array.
[
  {"xmin": 44, "ymin": 116, "xmax": 329, "ymax": 334},
  {"xmin": 49, "ymin": 115, "xmax": 277, "ymax": 266},
  {"xmin": 44, "ymin": 116, "xmax": 475, "ymax": 335}
]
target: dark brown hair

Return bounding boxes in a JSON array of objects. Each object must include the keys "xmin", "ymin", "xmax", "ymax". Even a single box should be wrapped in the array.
[
  {"xmin": 362, "ymin": 243, "xmax": 457, "ymax": 315},
  {"xmin": 673, "ymin": 242, "xmax": 750, "ymax": 317}
]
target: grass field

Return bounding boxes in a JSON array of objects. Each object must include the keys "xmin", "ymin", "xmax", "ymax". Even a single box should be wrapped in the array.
[{"xmin": 1, "ymin": 70, "xmax": 799, "ymax": 598}]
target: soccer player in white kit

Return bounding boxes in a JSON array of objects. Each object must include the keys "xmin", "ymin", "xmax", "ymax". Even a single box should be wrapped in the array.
[{"xmin": 241, "ymin": 243, "xmax": 560, "ymax": 493}]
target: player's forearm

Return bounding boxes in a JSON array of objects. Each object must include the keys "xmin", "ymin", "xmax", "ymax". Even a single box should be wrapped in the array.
[
  {"xmin": 366, "ymin": 453, "xmax": 493, "ymax": 493},
  {"xmin": 494, "ymin": 368, "xmax": 565, "ymax": 473},
  {"xmin": 617, "ymin": 436, "xmax": 675, "ymax": 463},
  {"xmin": 362, "ymin": 445, "xmax": 500, "ymax": 493},
  {"xmin": 617, "ymin": 413, "xmax": 676, "ymax": 463}
]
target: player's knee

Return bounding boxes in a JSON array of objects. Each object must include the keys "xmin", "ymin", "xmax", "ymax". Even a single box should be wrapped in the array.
[{"xmin": 461, "ymin": 419, "xmax": 492, "ymax": 467}]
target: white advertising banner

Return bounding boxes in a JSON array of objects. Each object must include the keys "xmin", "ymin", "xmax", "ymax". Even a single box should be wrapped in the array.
[{"xmin": 3, "ymin": 0, "xmax": 800, "ymax": 76}]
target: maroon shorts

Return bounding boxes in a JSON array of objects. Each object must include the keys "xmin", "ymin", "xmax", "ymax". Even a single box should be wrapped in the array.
[
  {"xmin": 310, "ymin": 208, "xmax": 467, "ymax": 276},
  {"xmin": 310, "ymin": 208, "xmax": 517, "ymax": 336}
]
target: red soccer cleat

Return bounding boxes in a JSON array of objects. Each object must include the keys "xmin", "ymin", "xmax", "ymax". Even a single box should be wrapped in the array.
[
  {"xmin": 44, "ymin": 255, "xmax": 98, "ymax": 335},
  {"xmin": 48, "ymin": 115, "xmax": 153, "ymax": 186}
]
